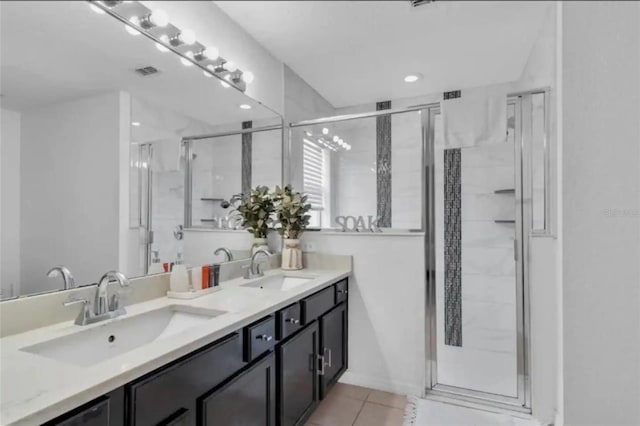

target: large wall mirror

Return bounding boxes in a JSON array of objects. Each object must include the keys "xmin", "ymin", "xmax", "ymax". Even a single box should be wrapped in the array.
[{"xmin": 0, "ymin": 1, "xmax": 282, "ymax": 299}]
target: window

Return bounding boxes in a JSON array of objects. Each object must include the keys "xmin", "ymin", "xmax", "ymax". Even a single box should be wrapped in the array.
[{"xmin": 303, "ymin": 138, "xmax": 329, "ymax": 227}]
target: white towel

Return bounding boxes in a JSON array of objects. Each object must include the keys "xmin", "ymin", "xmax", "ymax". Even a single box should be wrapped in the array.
[{"xmin": 440, "ymin": 88, "xmax": 507, "ymax": 148}]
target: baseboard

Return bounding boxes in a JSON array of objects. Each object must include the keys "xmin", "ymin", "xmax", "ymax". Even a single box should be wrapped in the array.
[{"xmin": 338, "ymin": 371, "xmax": 423, "ymax": 396}]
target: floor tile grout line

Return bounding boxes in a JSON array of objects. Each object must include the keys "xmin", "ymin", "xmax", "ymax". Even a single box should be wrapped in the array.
[
  {"xmin": 351, "ymin": 398, "xmax": 368, "ymax": 426},
  {"xmin": 365, "ymin": 399, "xmax": 408, "ymax": 411}
]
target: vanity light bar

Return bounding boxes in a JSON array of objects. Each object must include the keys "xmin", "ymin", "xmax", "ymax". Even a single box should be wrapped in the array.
[{"xmin": 87, "ymin": 0, "xmax": 254, "ymax": 91}]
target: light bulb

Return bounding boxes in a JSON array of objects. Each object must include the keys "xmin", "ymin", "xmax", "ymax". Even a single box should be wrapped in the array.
[
  {"xmin": 89, "ymin": 3, "xmax": 105, "ymax": 14},
  {"xmin": 126, "ymin": 17, "xmax": 141, "ymax": 35},
  {"xmin": 322, "ymin": 128, "xmax": 329, "ymax": 135},
  {"xmin": 333, "ymin": 135, "xmax": 339, "ymax": 143},
  {"xmin": 179, "ymin": 29, "xmax": 196, "ymax": 45},
  {"xmin": 149, "ymin": 9, "xmax": 169, "ymax": 27},
  {"xmin": 180, "ymin": 51, "xmax": 194, "ymax": 66},
  {"xmin": 203, "ymin": 46, "xmax": 219, "ymax": 60},
  {"xmin": 346, "ymin": 144, "xmax": 352, "ymax": 150},
  {"xmin": 239, "ymin": 104, "xmax": 252, "ymax": 110},
  {"xmin": 224, "ymin": 60, "xmax": 236, "ymax": 71},
  {"xmin": 243, "ymin": 71, "xmax": 254, "ymax": 84}
]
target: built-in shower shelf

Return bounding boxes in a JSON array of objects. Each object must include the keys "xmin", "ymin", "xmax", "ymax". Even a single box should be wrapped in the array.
[
  {"xmin": 494, "ymin": 219, "xmax": 516, "ymax": 224},
  {"xmin": 200, "ymin": 198, "xmax": 224, "ymax": 201},
  {"xmin": 494, "ymin": 188, "xmax": 515, "ymax": 194}
]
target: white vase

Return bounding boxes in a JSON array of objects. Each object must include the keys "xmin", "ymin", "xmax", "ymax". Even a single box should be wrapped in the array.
[
  {"xmin": 252, "ymin": 237, "xmax": 269, "ymax": 254},
  {"xmin": 281, "ymin": 239, "xmax": 303, "ymax": 270}
]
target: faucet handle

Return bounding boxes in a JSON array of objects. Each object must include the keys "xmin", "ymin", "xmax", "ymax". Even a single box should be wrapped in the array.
[{"xmin": 63, "ymin": 298, "xmax": 88, "ymax": 307}]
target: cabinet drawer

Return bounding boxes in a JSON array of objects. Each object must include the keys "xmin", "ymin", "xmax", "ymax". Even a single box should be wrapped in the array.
[
  {"xmin": 244, "ymin": 316, "xmax": 276, "ymax": 362},
  {"xmin": 301, "ymin": 286, "xmax": 335, "ymax": 324},
  {"xmin": 46, "ymin": 396, "xmax": 110, "ymax": 426},
  {"xmin": 276, "ymin": 303, "xmax": 302, "ymax": 340},
  {"xmin": 126, "ymin": 333, "xmax": 243, "ymax": 426},
  {"xmin": 335, "ymin": 279, "xmax": 348, "ymax": 304}
]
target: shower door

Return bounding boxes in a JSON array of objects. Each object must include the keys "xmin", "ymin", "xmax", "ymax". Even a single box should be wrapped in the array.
[{"xmin": 425, "ymin": 95, "xmax": 537, "ymax": 411}]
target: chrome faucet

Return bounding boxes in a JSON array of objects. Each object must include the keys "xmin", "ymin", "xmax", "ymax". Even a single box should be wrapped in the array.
[
  {"xmin": 214, "ymin": 247, "xmax": 234, "ymax": 262},
  {"xmin": 46, "ymin": 266, "xmax": 75, "ymax": 290},
  {"xmin": 64, "ymin": 270, "xmax": 130, "ymax": 326},
  {"xmin": 244, "ymin": 250, "xmax": 270, "ymax": 279},
  {"xmin": 95, "ymin": 271, "xmax": 130, "ymax": 316}
]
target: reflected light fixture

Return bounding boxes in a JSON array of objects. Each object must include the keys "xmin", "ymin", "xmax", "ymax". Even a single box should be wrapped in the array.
[
  {"xmin": 156, "ymin": 35, "xmax": 169, "ymax": 52},
  {"xmin": 89, "ymin": 3, "xmax": 106, "ymax": 14},
  {"xmin": 239, "ymin": 104, "xmax": 252, "ymax": 110},
  {"xmin": 180, "ymin": 51, "xmax": 194, "ymax": 66},
  {"xmin": 131, "ymin": 121, "xmax": 141, "ymax": 126},
  {"xmin": 404, "ymin": 73, "xmax": 423, "ymax": 83},
  {"xmin": 125, "ymin": 17, "xmax": 141, "ymax": 35},
  {"xmin": 322, "ymin": 128, "xmax": 329, "ymax": 135}
]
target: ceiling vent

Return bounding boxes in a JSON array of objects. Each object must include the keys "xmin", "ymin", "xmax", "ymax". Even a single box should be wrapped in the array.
[
  {"xmin": 410, "ymin": 0, "xmax": 435, "ymax": 7},
  {"xmin": 135, "ymin": 66, "xmax": 159, "ymax": 77}
]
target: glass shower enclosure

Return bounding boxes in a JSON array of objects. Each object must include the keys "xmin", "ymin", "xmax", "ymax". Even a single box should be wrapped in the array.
[{"xmin": 425, "ymin": 90, "xmax": 548, "ymax": 411}]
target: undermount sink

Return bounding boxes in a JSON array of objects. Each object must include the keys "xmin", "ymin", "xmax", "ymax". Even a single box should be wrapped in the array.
[
  {"xmin": 22, "ymin": 305, "xmax": 226, "ymax": 367},
  {"xmin": 241, "ymin": 274, "xmax": 316, "ymax": 291}
]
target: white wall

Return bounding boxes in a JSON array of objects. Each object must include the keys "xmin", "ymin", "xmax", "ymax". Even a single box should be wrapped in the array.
[
  {"xmin": 303, "ymin": 233, "xmax": 426, "ymax": 396},
  {"xmin": 562, "ymin": 2, "xmax": 640, "ymax": 425},
  {"xmin": 20, "ymin": 92, "xmax": 125, "ymax": 293},
  {"xmin": 1, "ymin": 109, "xmax": 21, "ymax": 298}
]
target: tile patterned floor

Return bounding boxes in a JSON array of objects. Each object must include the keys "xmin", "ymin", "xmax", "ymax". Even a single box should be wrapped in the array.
[{"xmin": 306, "ymin": 383, "xmax": 407, "ymax": 426}]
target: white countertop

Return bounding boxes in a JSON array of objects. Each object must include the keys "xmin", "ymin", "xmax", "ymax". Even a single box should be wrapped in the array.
[{"xmin": 0, "ymin": 267, "xmax": 350, "ymax": 425}]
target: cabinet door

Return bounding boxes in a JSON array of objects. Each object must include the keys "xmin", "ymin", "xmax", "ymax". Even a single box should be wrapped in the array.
[
  {"xmin": 319, "ymin": 303, "xmax": 347, "ymax": 399},
  {"xmin": 277, "ymin": 322, "xmax": 319, "ymax": 426},
  {"xmin": 127, "ymin": 333, "xmax": 242, "ymax": 426},
  {"xmin": 201, "ymin": 352, "xmax": 276, "ymax": 426}
]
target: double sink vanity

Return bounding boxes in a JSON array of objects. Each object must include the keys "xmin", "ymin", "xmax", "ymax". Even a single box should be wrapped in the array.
[{"xmin": 0, "ymin": 260, "xmax": 351, "ymax": 425}]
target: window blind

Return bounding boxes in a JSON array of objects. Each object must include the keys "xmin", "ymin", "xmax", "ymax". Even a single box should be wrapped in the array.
[{"xmin": 303, "ymin": 139, "xmax": 325, "ymax": 211}]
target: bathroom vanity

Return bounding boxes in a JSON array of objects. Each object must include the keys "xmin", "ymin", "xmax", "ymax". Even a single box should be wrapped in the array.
[{"xmin": 0, "ymin": 268, "xmax": 349, "ymax": 426}]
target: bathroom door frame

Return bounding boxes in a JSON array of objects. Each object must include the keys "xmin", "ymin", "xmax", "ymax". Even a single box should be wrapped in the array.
[{"xmin": 424, "ymin": 89, "xmax": 548, "ymax": 413}]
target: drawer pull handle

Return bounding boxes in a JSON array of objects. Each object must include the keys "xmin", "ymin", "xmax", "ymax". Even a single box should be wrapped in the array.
[
  {"xmin": 317, "ymin": 354, "xmax": 326, "ymax": 376},
  {"xmin": 323, "ymin": 347, "xmax": 332, "ymax": 368},
  {"xmin": 338, "ymin": 289, "xmax": 348, "ymax": 294},
  {"xmin": 286, "ymin": 318, "xmax": 300, "ymax": 324},
  {"xmin": 256, "ymin": 334, "xmax": 273, "ymax": 342}
]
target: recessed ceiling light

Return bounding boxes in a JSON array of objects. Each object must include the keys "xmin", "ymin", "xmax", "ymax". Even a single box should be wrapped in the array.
[
  {"xmin": 404, "ymin": 73, "xmax": 423, "ymax": 83},
  {"xmin": 131, "ymin": 121, "xmax": 141, "ymax": 126},
  {"xmin": 239, "ymin": 104, "xmax": 252, "ymax": 110}
]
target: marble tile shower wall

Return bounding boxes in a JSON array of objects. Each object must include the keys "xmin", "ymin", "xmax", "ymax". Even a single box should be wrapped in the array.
[
  {"xmin": 333, "ymin": 111, "xmax": 423, "ymax": 229},
  {"xmin": 434, "ymin": 117, "xmax": 518, "ymax": 396}
]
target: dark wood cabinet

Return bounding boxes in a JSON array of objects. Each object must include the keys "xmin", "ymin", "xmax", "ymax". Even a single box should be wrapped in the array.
[
  {"xmin": 44, "ymin": 388, "xmax": 124, "ymax": 426},
  {"xmin": 126, "ymin": 333, "xmax": 243, "ymax": 426},
  {"xmin": 277, "ymin": 322, "xmax": 319, "ymax": 426},
  {"xmin": 319, "ymin": 302, "xmax": 348, "ymax": 399},
  {"xmin": 200, "ymin": 352, "xmax": 276, "ymax": 426},
  {"xmin": 46, "ymin": 278, "xmax": 348, "ymax": 426}
]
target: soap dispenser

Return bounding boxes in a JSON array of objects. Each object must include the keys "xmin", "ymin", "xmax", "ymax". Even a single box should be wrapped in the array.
[
  {"xmin": 148, "ymin": 250, "xmax": 165, "ymax": 275},
  {"xmin": 170, "ymin": 253, "xmax": 190, "ymax": 292}
]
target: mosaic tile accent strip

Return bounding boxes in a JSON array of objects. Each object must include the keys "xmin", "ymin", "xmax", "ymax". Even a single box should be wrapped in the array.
[
  {"xmin": 444, "ymin": 148, "xmax": 462, "ymax": 347},
  {"xmin": 242, "ymin": 121, "xmax": 252, "ymax": 195},
  {"xmin": 376, "ymin": 100, "xmax": 392, "ymax": 228}
]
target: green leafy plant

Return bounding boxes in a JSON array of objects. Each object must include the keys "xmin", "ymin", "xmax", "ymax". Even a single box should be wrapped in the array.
[
  {"xmin": 237, "ymin": 185, "xmax": 275, "ymax": 238},
  {"xmin": 273, "ymin": 185, "xmax": 312, "ymax": 239}
]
